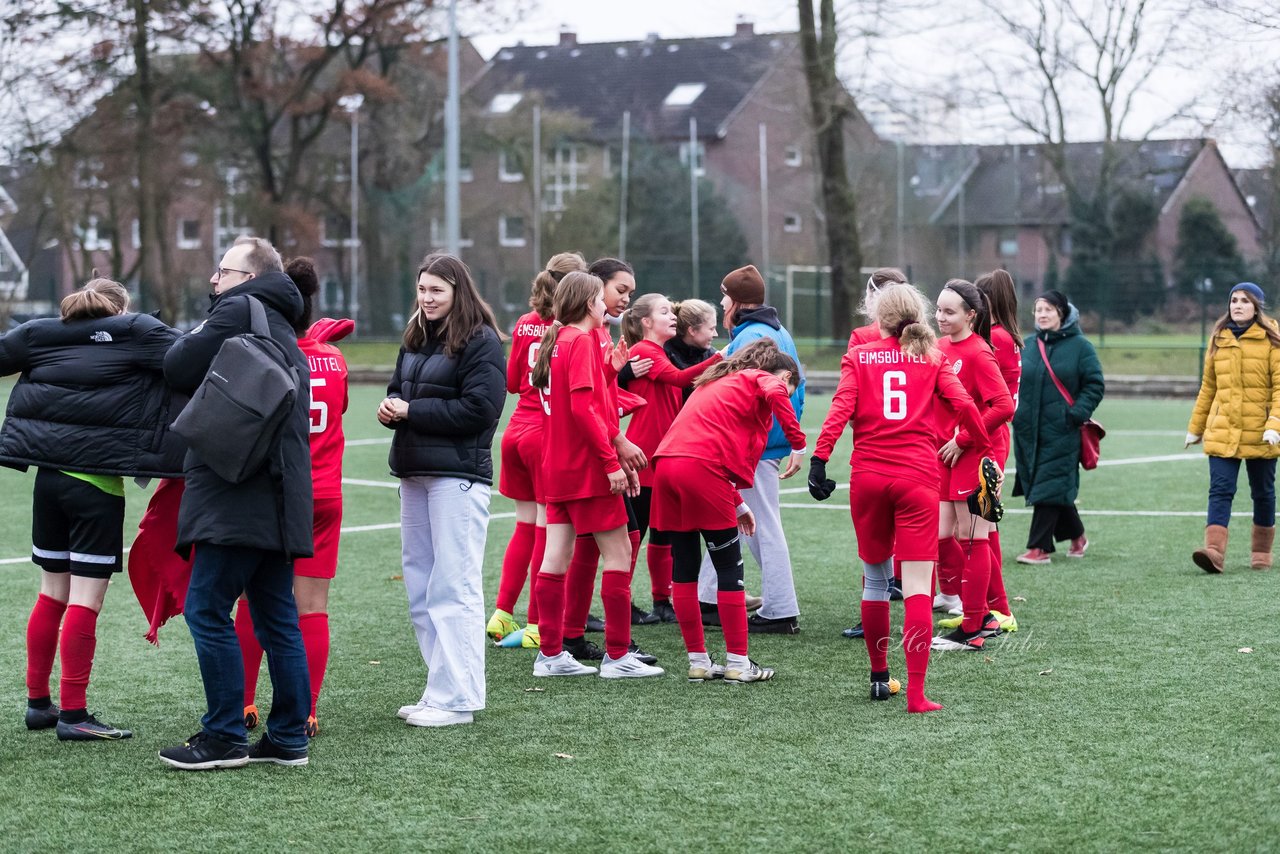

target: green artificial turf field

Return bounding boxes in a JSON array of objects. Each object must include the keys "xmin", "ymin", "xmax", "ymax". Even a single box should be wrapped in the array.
[{"xmin": 2, "ymin": 386, "xmax": 1278, "ymax": 851}]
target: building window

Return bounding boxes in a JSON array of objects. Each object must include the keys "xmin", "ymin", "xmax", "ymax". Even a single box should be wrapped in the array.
[
  {"xmin": 998, "ymin": 228, "xmax": 1019, "ymax": 257},
  {"xmin": 663, "ymin": 83, "xmax": 705, "ymax": 106},
  {"xmin": 784, "ymin": 145, "xmax": 802, "ymax": 167},
  {"xmin": 488, "ymin": 92, "xmax": 523, "ymax": 114},
  {"xmin": 177, "ymin": 219, "xmax": 202, "ymax": 250},
  {"xmin": 679, "ymin": 141, "xmax": 706, "ymax": 177},
  {"xmin": 542, "ymin": 144, "xmax": 590, "ymax": 212},
  {"xmin": 783, "ymin": 212, "xmax": 802, "ymax": 233},
  {"xmin": 429, "ymin": 217, "xmax": 474, "ymax": 249},
  {"xmin": 499, "ymin": 149, "xmax": 524, "ymax": 182},
  {"xmin": 131, "ymin": 219, "xmax": 141, "ymax": 249},
  {"xmin": 499, "ymin": 215, "xmax": 527, "ymax": 248},
  {"xmin": 76, "ymin": 215, "xmax": 112, "ymax": 252},
  {"xmin": 321, "ymin": 213, "xmax": 352, "ymax": 248}
]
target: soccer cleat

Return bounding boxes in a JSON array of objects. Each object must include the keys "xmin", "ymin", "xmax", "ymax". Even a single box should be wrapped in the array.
[
  {"xmin": 599, "ymin": 651, "xmax": 665, "ymax": 679},
  {"xmin": 1016, "ymin": 548, "xmax": 1052, "ymax": 565},
  {"xmin": 842, "ymin": 623, "xmax": 865, "ymax": 639},
  {"xmin": 744, "ymin": 593, "xmax": 763, "ymax": 612},
  {"xmin": 746, "ymin": 613, "xmax": 800, "ymax": 634},
  {"xmin": 932, "ymin": 592, "xmax": 962, "ymax": 614},
  {"xmin": 967, "ymin": 457, "xmax": 1004, "ymax": 523},
  {"xmin": 247, "ymin": 733, "xmax": 309, "ymax": 766},
  {"xmin": 564, "ymin": 636, "xmax": 605, "ymax": 662},
  {"xmin": 521, "ymin": 626, "xmax": 541, "ymax": 649},
  {"xmin": 990, "ymin": 610, "xmax": 1019, "ymax": 633},
  {"xmin": 651, "ymin": 601, "xmax": 677, "ymax": 623},
  {"xmin": 870, "ymin": 676, "xmax": 902, "ymax": 701},
  {"xmin": 56, "ymin": 714, "xmax": 132, "ymax": 741},
  {"xmin": 631, "ymin": 604, "xmax": 660, "ymax": 625},
  {"xmin": 25, "ymin": 703, "xmax": 59, "ymax": 731},
  {"xmin": 936, "ymin": 614, "xmax": 963, "ymax": 629},
  {"xmin": 1067, "ymin": 536, "xmax": 1088, "ymax": 558},
  {"xmin": 243, "ymin": 704, "xmax": 260, "ymax": 730},
  {"xmin": 584, "ymin": 613, "xmax": 605, "ymax": 633},
  {"xmin": 930, "ymin": 628, "xmax": 986, "ymax": 652},
  {"xmin": 936, "ymin": 613, "xmax": 1001, "ymax": 637},
  {"xmin": 304, "ymin": 715, "xmax": 319, "ymax": 738},
  {"xmin": 405, "ymin": 706, "xmax": 473, "ymax": 728},
  {"xmin": 724, "ymin": 659, "xmax": 775, "ymax": 684},
  {"xmin": 497, "ymin": 628, "xmax": 525, "ymax": 648},
  {"xmin": 533, "ymin": 651, "xmax": 597, "ymax": 677},
  {"xmin": 159, "ymin": 731, "xmax": 249, "ymax": 770},
  {"xmin": 628, "ymin": 640, "xmax": 658, "ymax": 665},
  {"xmin": 486, "ymin": 609, "xmax": 520, "ymax": 642},
  {"xmin": 687, "ymin": 658, "xmax": 726, "ymax": 682}
]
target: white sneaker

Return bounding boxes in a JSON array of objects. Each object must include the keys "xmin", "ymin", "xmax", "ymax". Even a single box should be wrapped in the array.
[
  {"xmin": 599, "ymin": 651, "xmax": 665, "ymax": 679},
  {"xmin": 933, "ymin": 592, "xmax": 962, "ymax": 614},
  {"xmin": 533, "ymin": 651, "xmax": 597, "ymax": 677},
  {"xmin": 405, "ymin": 707, "xmax": 474, "ymax": 728},
  {"xmin": 396, "ymin": 691, "xmax": 430, "ymax": 720}
]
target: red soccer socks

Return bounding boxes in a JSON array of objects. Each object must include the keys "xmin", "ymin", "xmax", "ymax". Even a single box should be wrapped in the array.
[
  {"xmin": 299, "ymin": 612, "xmax": 329, "ymax": 717},
  {"xmin": 235, "ymin": 599, "xmax": 264, "ymax": 706},
  {"xmin": 26, "ymin": 593, "xmax": 65, "ymax": 700},
  {"xmin": 959, "ymin": 538, "xmax": 992, "ymax": 634},
  {"xmin": 647, "ymin": 543, "xmax": 673, "ymax": 604},
  {"xmin": 59, "ymin": 604, "xmax": 98, "ymax": 713},
  {"xmin": 937, "ymin": 536, "xmax": 964, "ymax": 597},
  {"xmin": 671, "ymin": 581, "xmax": 705, "ymax": 654},
  {"xmin": 902, "ymin": 594, "xmax": 942, "ymax": 713},
  {"xmin": 535, "ymin": 572, "xmax": 567, "ymax": 657},
  {"xmin": 861, "ymin": 600, "xmax": 891, "ymax": 672},
  {"xmin": 717, "ymin": 589, "xmax": 748, "ymax": 656},
  {"xmin": 600, "ymin": 569, "xmax": 632, "ymax": 659},
  {"xmin": 496, "ymin": 521, "xmax": 536, "ymax": 614},
  {"xmin": 562, "ymin": 535, "xmax": 600, "ymax": 639}
]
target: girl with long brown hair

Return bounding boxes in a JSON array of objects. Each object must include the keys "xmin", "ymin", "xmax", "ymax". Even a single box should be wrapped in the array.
[{"xmin": 378, "ymin": 253, "xmax": 506, "ymax": 727}]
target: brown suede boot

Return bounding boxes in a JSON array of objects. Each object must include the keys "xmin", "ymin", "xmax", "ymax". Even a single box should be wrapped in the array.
[
  {"xmin": 1250, "ymin": 525, "xmax": 1274, "ymax": 570},
  {"xmin": 1192, "ymin": 524, "xmax": 1228, "ymax": 574}
]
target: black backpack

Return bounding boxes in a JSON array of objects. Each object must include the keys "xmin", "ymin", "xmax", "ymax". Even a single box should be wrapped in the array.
[{"xmin": 171, "ymin": 296, "xmax": 299, "ymax": 483}]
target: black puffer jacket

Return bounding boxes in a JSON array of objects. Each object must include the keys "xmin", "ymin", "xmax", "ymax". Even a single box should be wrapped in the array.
[
  {"xmin": 385, "ymin": 326, "xmax": 506, "ymax": 484},
  {"xmin": 163, "ymin": 274, "xmax": 314, "ymax": 558},
  {"xmin": 0, "ymin": 312, "xmax": 184, "ymax": 476}
]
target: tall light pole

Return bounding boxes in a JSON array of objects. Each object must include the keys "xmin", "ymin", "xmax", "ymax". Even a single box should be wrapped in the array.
[
  {"xmin": 444, "ymin": 0, "xmax": 461, "ymax": 254},
  {"xmin": 339, "ymin": 93, "xmax": 364, "ymax": 334}
]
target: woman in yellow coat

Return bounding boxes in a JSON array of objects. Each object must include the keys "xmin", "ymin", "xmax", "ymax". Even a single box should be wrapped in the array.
[{"xmin": 1186, "ymin": 282, "xmax": 1280, "ymax": 573}]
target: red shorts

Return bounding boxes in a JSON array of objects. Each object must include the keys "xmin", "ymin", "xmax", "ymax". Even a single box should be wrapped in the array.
[
  {"xmin": 650, "ymin": 457, "xmax": 739, "ymax": 532},
  {"xmin": 293, "ymin": 496, "xmax": 342, "ymax": 579},
  {"xmin": 938, "ymin": 447, "xmax": 983, "ymax": 502},
  {"xmin": 547, "ymin": 494, "xmax": 627, "ymax": 534},
  {"xmin": 849, "ymin": 471, "xmax": 939, "ymax": 563},
  {"xmin": 498, "ymin": 422, "xmax": 544, "ymax": 503}
]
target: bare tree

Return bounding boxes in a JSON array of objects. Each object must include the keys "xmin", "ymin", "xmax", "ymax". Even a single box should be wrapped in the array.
[{"xmin": 799, "ymin": 0, "xmax": 864, "ymax": 340}]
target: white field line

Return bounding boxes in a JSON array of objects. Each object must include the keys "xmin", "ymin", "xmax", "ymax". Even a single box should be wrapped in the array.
[{"xmin": 780, "ymin": 504, "xmax": 1222, "ymax": 517}]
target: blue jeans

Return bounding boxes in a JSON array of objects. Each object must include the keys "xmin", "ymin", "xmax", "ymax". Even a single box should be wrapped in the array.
[
  {"xmin": 184, "ymin": 543, "xmax": 310, "ymax": 750},
  {"xmin": 1207, "ymin": 456, "xmax": 1277, "ymax": 528}
]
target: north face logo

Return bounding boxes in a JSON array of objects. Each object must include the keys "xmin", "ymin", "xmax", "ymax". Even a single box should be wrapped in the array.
[{"xmin": 90, "ymin": 331, "xmax": 113, "ymax": 343}]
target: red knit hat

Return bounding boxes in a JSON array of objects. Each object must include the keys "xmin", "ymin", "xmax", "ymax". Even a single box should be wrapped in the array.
[{"xmin": 721, "ymin": 265, "xmax": 765, "ymax": 305}]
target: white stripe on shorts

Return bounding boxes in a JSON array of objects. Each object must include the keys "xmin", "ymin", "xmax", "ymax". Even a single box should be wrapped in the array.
[
  {"xmin": 69, "ymin": 551, "xmax": 116, "ymax": 565},
  {"xmin": 32, "ymin": 546, "xmax": 70, "ymax": 560}
]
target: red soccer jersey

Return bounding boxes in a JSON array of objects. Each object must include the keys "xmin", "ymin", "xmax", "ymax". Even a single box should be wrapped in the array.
[
  {"xmin": 655, "ymin": 370, "xmax": 805, "ymax": 490},
  {"xmin": 624, "ymin": 339, "xmax": 721, "ymax": 486},
  {"xmin": 592, "ymin": 326, "xmax": 623, "ymax": 420},
  {"xmin": 506, "ymin": 310, "xmax": 554, "ymax": 430},
  {"xmin": 990, "ymin": 323, "xmax": 1022, "ymax": 408},
  {"xmin": 848, "ymin": 322, "xmax": 880, "ymax": 350},
  {"xmin": 815, "ymin": 337, "xmax": 988, "ymax": 484},
  {"xmin": 935, "ymin": 333, "xmax": 1013, "ymax": 453},
  {"xmin": 542, "ymin": 325, "xmax": 621, "ymax": 502},
  {"xmin": 300, "ymin": 336, "xmax": 349, "ymax": 499}
]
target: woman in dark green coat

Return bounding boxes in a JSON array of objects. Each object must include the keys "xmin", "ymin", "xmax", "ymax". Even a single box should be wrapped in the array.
[{"xmin": 1012, "ymin": 290, "xmax": 1105, "ymax": 564}]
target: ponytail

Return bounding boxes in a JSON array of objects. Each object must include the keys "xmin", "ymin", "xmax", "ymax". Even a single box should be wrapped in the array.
[
  {"xmin": 531, "ymin": 251, "xmax": 587, "ymax": 319},
  {"xmin": 873, "ymin": 283, "xmax": 939, "ymax": 360},
  {"xmin": 694, "ymin": 338, "xmax": 798, "ymax": 388},
  {"xmin": 530, "ymin": 271, "xmax": 604, "ymax": 389},
  {"xmin": 61, "ymin": 276, "xmax": 129, "ymax": 321},
  {"xmin": 530, "ymin": 321, "xmax": 562, "ymax": 389}
]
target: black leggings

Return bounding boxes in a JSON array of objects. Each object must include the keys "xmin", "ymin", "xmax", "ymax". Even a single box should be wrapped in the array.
[
  {"xmin": 667, "ymin": 527, "xmax": 742, "ymax": 591},
  {"xmin": 630, "ymin": 487, "xmax": 670, "ymax": 546}
]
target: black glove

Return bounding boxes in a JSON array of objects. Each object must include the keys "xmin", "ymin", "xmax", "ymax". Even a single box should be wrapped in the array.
[{"xmin": 808, "ymin": 457, "xmax": 836, "ymax": 501}]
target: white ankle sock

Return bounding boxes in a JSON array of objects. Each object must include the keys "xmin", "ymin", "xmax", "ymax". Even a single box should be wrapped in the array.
[{"xmin": 726, "ymin": 653, "xmax": 749, "ymax": 669}]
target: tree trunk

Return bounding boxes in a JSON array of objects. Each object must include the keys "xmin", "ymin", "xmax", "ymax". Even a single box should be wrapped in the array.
[{"xmin": 798, "ymin": 0, "xmax": 863, "ymax": 341}]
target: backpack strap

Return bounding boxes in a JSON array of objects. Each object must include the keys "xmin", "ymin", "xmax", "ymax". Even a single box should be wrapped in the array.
[{"xmin": 244, "ymin": 295, "xmax": 271, "ymax": 338}]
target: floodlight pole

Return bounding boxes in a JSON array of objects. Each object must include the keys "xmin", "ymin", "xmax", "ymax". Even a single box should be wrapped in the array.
[{"xmin": 445, "ymin": 0, "xmax": 461, "ymax": 254}]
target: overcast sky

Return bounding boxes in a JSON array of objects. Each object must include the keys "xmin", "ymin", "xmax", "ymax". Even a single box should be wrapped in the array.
[{"xmin": 463, "ymin": 0, "xmax": 1280, "ymax": 168}]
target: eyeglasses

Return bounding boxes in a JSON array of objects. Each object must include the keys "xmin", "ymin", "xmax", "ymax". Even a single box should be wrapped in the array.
[{"xmin": 214, "ymin": 266, "xmax": 252, "ymax": 280}]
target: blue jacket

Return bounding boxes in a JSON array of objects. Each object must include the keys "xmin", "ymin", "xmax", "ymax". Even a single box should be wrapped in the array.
[{"xmin": 726, "ymin": 305, "xmax": 805, "ymax": 459}]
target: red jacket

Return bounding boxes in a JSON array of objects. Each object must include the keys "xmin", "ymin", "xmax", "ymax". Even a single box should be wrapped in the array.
[{"xmin": 625, "ymin": 338, "xmax": 720, "ymax": 486}]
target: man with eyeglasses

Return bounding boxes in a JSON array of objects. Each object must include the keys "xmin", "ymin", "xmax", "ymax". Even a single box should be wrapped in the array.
[{"xmin": 158, "ymin": 236, "xmax": 316, "ymax": 771}]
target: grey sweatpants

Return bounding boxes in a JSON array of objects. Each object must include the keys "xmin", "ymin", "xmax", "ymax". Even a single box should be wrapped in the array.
[{"xmin": 697, "ymin": 458, "xmax": 799, "ymax": 618}]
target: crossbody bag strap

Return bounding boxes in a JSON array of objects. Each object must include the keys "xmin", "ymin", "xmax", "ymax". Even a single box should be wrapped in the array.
[
  {"xmin": 1037, "ymin": 337, "xmax": 1076, "ymax": 407},
  {"xmin": 245, "ymin": 295, "xmax": 271, "ymax": 337}
]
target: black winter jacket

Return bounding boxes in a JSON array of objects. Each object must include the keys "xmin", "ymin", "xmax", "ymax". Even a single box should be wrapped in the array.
[
  {"xmin": 0, "ymin": 312, "xmax": 185, "ymax": 477},
  {"xmin": 385, "ymin": 326, "xmax": 506, "ymax": 484},
  {"xmin": 163, "ymin": 274, "xmax": 314, "ymax": 558}
]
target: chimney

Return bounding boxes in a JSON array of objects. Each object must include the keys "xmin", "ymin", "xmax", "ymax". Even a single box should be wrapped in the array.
[
  {"xmin": 735, "ymin": 16, "xmax": 754, "ymax": 38},
  {"xmin": 558, "ymin": 27, "xmax": 576, "ymax": 48}
]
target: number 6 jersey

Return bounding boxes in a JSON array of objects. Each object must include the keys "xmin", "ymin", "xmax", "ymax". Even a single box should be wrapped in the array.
[{"xmin": 815, "ymin": 336, "xmax": 988, "ymax": 485}]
